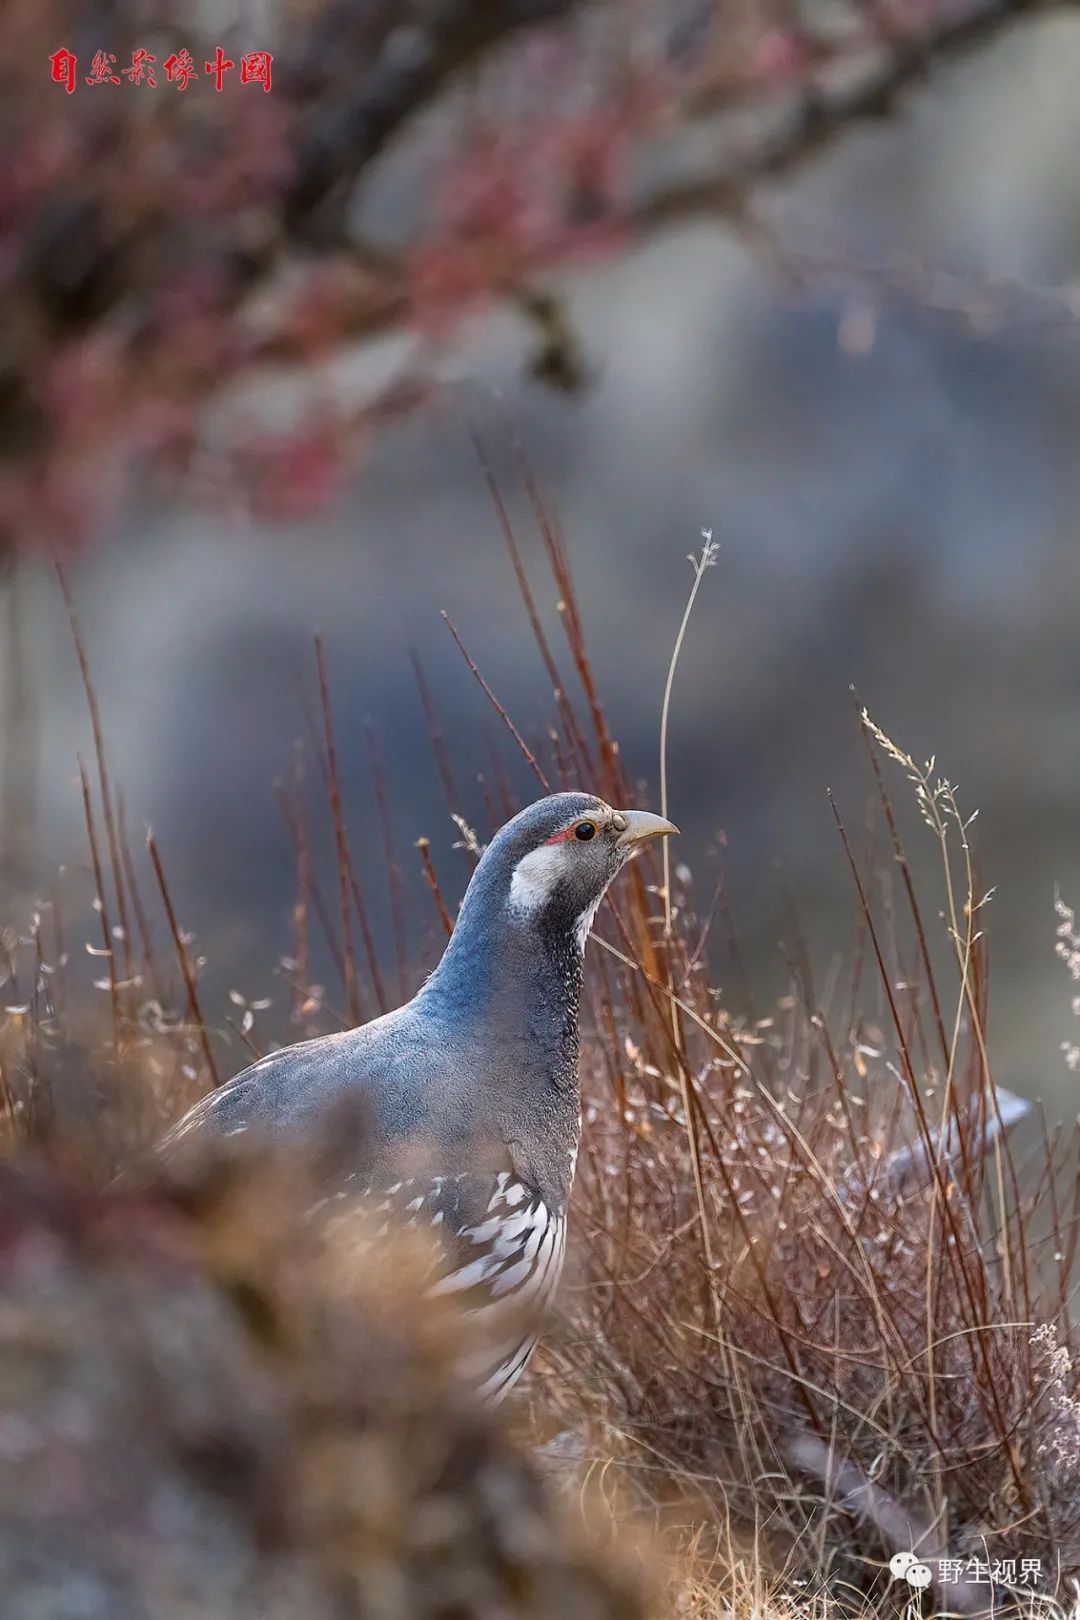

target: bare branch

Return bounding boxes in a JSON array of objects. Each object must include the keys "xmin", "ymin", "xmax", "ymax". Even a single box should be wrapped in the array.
[{"xmin": 628, "ymin": 0, "xmax": 1076, "ymax": 237}]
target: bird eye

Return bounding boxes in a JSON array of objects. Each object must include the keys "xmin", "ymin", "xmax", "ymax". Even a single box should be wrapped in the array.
[{"xmin": 575, "ymin": 821, "xmax": 596, "ymax": 841}]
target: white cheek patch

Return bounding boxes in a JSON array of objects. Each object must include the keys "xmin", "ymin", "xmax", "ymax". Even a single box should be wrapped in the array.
[
  {"xmin": 509, "ymin": 843, "xmax": 568, "ymax": 913},
  {"xmin": 509, "ymin": 843, "xmax": 615, "ymax": 954}
]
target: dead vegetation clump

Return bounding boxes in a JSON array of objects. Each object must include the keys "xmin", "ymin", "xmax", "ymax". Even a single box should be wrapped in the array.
[{"xmin": 0, "ymin": 1143, "xmax": 649, "ymax": 1620}]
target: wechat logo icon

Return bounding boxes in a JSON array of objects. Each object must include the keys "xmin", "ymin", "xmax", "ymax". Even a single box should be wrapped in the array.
[{"xmin": 889, "ymin": 1552, "xmax": 933, "ymax": 1590}]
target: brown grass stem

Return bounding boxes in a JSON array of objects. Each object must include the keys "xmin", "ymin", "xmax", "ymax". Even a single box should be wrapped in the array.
[
  {"xmin": 314, "ymin": 634, "xmax": 362, "ymax": 1025},
  {"xmin": 145, "ymin": 830, "xmax": 219, "ymax": 1089}
]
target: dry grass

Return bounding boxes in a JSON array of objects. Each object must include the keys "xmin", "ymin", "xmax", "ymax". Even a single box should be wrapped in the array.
[{"xmin": 2, "ymin": 454, "xmax": 1079, "ymax": 1619}]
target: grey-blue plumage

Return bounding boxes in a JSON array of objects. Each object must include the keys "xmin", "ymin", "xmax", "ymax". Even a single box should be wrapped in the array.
[{"xmin": 161, "ymin": 792, "xmax": 677, "ymax": 1400}]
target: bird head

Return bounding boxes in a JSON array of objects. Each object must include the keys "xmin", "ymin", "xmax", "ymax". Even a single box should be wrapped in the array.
[
  {"xmin": 467, "ymin": 791, "xmax": 678, "ymax": 950},
  {"xmin": 419, "ymin": 792, "xmax": 678, "ymax": 1043}
]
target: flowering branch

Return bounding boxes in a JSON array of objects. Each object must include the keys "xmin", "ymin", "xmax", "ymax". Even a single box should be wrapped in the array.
[{"xmin": 5, "ymin": 0, "xmax": 1078, "ymax": 541}]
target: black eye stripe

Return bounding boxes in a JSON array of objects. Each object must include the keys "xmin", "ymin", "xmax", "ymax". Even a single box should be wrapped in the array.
[{"xmin": 575, "ymin": 821, "xmax": 596, "ymax": 841}]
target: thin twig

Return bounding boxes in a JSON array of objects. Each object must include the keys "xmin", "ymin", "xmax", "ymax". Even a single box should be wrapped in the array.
[
  {"xmin": 441, "ymin": 611, "xmax": 550, "ymax": 790},
  {"xmin": 117, "ymin": 794, "xmax": 163, "ymax": 1005},
  {"xmin": 657, "ymin": 531, "xmax": 719, "ymax": 1286},
  {"xmin": 411, "ymin": 649, "xmax": 463, "ymax": 818},
  {"xmin": 417, "ymin": 838, "xmax": 454, "ymax": 938},
  {"xmin": 57, "ymin": 561, "xmax": 135, "ymax": 1002},
  {"xmin": 77, "ymin": 757, "xmax": 120, "ymax": 1059},
  {"xmin": 314, "ymin": 634, "xmax": 362, "ymax": 1024},
  {"xmin": 287, "ymin": 747, "xmax": 312, "ymax": 1027},
  {"xmin": 146, "ymin": 830, "xmax": 220, "ymax": 1089},
  {"xmin": 364, "ymin": 721, "xmax": 408, "ymax": 1000},
  {"xmin": 276, "ymin": 777, "xmax": 348, "ymax": 997},
  {"xmin": 660, "ymin": 532, "xmax": 718, "ymax": 945}
]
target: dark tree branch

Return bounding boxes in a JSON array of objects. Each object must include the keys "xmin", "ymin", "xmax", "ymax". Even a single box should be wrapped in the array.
[
  {"xmin": 629, "ymin": 0, "xmax": 1072, "ymax": 234},
  {"xmin": 283, "ymin": 0, "xmax": 584, "ymax": 233},
  {"xmin": 7, "ymin": 0, "xmax": 1077, "ymax": 532}
]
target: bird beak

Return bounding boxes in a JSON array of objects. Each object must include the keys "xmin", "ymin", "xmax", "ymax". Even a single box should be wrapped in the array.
[{"xmin": 615, "ymin": 809, "xmax": 680, "ymax": 849}]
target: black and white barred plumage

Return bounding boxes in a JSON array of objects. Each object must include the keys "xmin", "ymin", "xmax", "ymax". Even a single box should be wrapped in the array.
[{"xmin": 313, "ymin": 1168, "xmax": 566, "ymax": 1401}]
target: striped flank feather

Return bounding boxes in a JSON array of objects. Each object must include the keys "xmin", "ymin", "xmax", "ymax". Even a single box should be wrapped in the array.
[{"xmin": 318, "ymin": 1168, "xmax": 565, "ymax": 1403}]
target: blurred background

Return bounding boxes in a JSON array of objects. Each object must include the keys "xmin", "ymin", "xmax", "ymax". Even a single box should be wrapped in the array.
[{"xmin": 5, "ymin": 0, "xmax": 1080, "ymax": 1115}]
